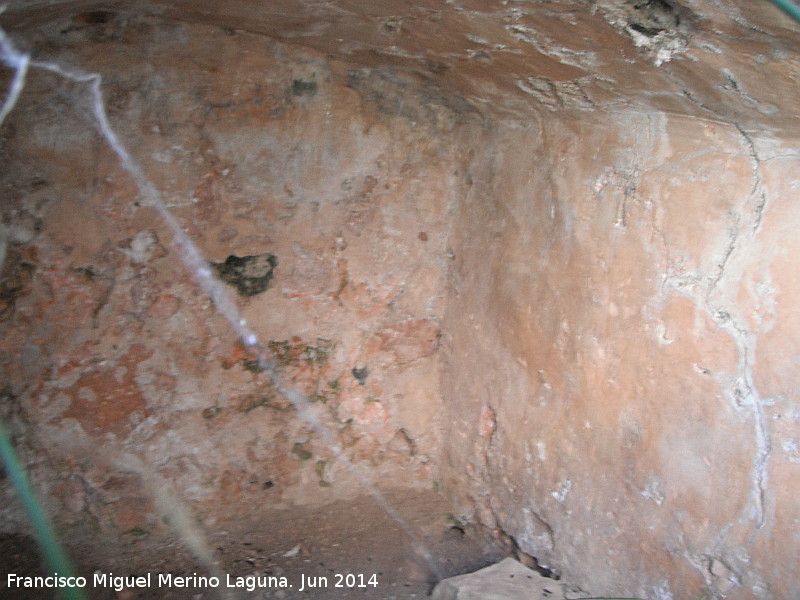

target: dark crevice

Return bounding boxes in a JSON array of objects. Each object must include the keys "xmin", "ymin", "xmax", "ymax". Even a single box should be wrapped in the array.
[{"xmin": 503, "ymin": 533, "xmax": 560, "ymax": 580}]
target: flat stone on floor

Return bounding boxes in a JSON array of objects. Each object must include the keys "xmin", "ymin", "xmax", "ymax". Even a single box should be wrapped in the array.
[{"xmin": 430, "ymin": 557, "xmax": 576, "ymax": 600}]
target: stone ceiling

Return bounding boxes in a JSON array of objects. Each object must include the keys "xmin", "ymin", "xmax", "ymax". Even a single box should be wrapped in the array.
[{"xmin": 3, "ymin": 1, "xmax": 800, "ymax": 131}]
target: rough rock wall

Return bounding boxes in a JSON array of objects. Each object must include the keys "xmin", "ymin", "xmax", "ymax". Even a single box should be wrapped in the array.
[
  {"xmin": 3, "ymin": 5, "xmax": 800, "ymax": 599},
  {"xmin": 442, "ymin": 113, "xmax": 800, "ymax": 599},
  {"xmin": 0, "ymin": 16, "xmax": 468, "ymax": 536},
  {"xmin": 8, "ymin": 0, "xmax": 799, "ymax": 130}
]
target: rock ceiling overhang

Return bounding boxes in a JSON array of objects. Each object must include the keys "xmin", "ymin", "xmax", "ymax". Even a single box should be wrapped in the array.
[{"xmin": 3, "ymin": 0, "xmax": 800, "ymax": 131}]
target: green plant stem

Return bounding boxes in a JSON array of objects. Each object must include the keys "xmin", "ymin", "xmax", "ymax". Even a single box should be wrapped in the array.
[
  {"xmin": 768, "ymin": 0, "xmax": 800, "ymax": 22},
  {"xmin": 0, "ymin": 418, "xmax": 87, "ymax": 600}
]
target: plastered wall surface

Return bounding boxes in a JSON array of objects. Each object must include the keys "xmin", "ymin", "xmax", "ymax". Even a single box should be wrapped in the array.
[
  {"xmin": 442, "ymin": 115, "xmax": 800, "ymax": 599},
  {"xmin": 1, "ymin": 2, "xmax": 800, "ymax": 599}
]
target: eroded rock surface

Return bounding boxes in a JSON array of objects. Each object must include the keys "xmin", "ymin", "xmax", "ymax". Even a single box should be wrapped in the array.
[
  {"xmin": 0, "ymin": 18, "xmax": 454, "ymax": 534},
  {"xmin": 442, "ymin": 113, "xmax": 800, "ymax": 599},
  {"xmin": 1, "ymin": 2, "xmax": 799, "ymax": 599}
]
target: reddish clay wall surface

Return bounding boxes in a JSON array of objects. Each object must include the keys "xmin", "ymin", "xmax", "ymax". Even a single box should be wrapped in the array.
[
  {"xmin": 0, "ymin": 19, "xmax": 460, "ymax": 534},
  {"xmin": 2, "ymin": 3, "xmax": 800, "ymax": 599},
  {"xmin": 442, "ymin": 116, "xmax": 800, "ymax": 599}
]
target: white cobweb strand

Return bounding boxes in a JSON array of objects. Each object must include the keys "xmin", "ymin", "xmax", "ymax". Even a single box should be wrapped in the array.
[
  {"xmin": 0, "ymin": 33, "xmax": 27, "ymax": 125},
  {"xmin": 0, "ymin": 24, "xmax": 440, "ymax": 580}
]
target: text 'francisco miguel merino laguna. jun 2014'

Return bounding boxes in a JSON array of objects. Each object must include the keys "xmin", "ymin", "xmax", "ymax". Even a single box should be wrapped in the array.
[{"xmin": 7, "ymin": 571, "xmax": 381, "ymax": 593}]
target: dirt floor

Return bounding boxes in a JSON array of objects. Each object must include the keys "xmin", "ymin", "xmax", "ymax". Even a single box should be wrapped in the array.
[{"xmin": 1, "ymin": 489, "xmax": 510, "ymax": 600}]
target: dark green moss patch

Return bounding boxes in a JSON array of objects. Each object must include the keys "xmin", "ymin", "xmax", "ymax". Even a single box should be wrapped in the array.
[
  {"xmin": 352, "ymin": 365, "xmax": 369, "ymax": 385},
  {"xmin": 302, "ymin": 342, "xmax": 333, "ymax": 365},
  {"xmin": 75, "ymin": 10, "xmax": 117, "ymax": 25},
  {"xmin": 211, "ymin": 253, "xmax": 277, "ymax": 297},
  {"xmin": 73, "ymin": 266, "xmax": 99, "ymax": 282},
  {"xmin": 268, "ymin": 338, "xmax": 333, "ymax": 367},
  {"xmin": 315, "ymin": 460, "xmax": 331, "ymax": 487},
  {"xmin": 202, "ymin": 406, "xmax": 222, "ymax": 419},
  {"xmin": 238, "ymin": 394, "xmax": 270, "ymax": 413},
  {"xmin": 243, "ymin": 358, "xmax": 266, "ymax": 373},
  {"xmin": 292, "ymin": 79, "xmax": 318, "ymax": 97},
  {"xmin": 0, "ymin": 261, "xmax": 35, "ymax": 320},
  {"xmin": 292, "ymin": 442, "xmax": 312, "ymax": 461}
]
